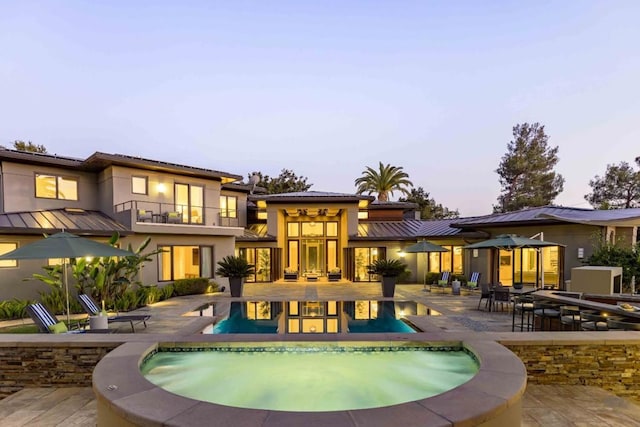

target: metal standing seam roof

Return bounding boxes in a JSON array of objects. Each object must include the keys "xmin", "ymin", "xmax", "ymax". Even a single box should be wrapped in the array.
[
  {"xmin": 250, "ymin": 191, "xmax": 374, "ymax": 203},
  {"xmin": 451, "ymin": 206, "xmax": 597, "ymax": 228},
  {"xmin": 0, "ymin": 209, "xmax": 131, "ymax": 236},
  {"xmin": 354, "ymin": 220, "xmax": 457, "ymax": 240},
  {"xmin": 236, "ymin": 228, "xmax": 277, "ymax": 242},
  {"xmin": 537, "ymin": 208, "xmax": 640, "ymax": 226}
]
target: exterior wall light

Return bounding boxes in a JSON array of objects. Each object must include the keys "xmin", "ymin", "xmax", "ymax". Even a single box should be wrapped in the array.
[{"xmin": 157, "ymin": 183, "xmax": 166, "ymax": 194}]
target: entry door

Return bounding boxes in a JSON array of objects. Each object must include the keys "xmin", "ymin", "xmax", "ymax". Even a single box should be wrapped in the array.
[{"xmin": 301, "ymin": 240, "xmax": 324, "ymax": 274}]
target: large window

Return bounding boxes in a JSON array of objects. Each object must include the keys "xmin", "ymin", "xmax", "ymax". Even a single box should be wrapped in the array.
[
  {"xmin": 0, "ymin": 243, "xmax": 17, "ymax": 268},
  {"xmin": 35, "ymin": 174, "xmax": 78, "ymax": 200},
  {"xmin": 132, "ymin": 176, "xmax": 148, "ymax": 195},
  {"xmin": 220, "ymin": 195, "xmax": 237, "ymax": 218},
  {"xmin": 428, "ymin": 245, "xmax": 463, "ymax": 274},
  {"xmin": 158, "ymin": 245, "xmax": 213, "ymax": 281}
]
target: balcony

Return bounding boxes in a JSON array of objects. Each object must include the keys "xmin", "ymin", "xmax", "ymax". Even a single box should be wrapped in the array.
[{"xmin": 114, "ymin": 200, "xmax": 243, "ymax": 236}]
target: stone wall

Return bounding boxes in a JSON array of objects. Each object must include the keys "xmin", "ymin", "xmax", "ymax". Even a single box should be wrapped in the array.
[
  {"xmin": 0, "ymin": 343, "xmax": 119, "ymax": 398},
  {"xmin": 504, "ymin": 343, "xmax": 640, "ymax": 403}
]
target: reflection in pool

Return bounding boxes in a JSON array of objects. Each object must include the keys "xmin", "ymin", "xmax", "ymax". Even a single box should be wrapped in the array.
[{"xmin": 198, "ymin": 300, "xmax": 438, "ymax": 334}]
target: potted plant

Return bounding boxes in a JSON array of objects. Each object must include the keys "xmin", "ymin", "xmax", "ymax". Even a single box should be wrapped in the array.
[
  {"xmin": 216, "ymin": 255, "xmax": 255, "ymax": 297},
  {"xmin": 368, "ymin": 259, "xmax": 408, "ymax": 297}
]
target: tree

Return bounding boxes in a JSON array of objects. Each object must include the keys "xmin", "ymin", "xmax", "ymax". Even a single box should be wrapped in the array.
[
  {"xmin": 399, "ymin": 187, "xmax": 460, "ymax": 219},
  {"xmin": 11, "ymin": 140, "xmax": 48, "ymax": 153},
  {"xmin": 585, "ymin": 159, "xmax": 640, "ymax": 209},
  {"xmin": 248, "ymin": 169, "xmax": 312, "ymax": 194},
  {"xmin": 585, "ymin": 235, "xmax": 640, "ymax": 293},
  {"xmin": 494, "ymin": 122, "xmax": 564, "ymax": 212},
  {"xmin": 354, "ymin": 162, "xmax": 412, "ymax": 201}
]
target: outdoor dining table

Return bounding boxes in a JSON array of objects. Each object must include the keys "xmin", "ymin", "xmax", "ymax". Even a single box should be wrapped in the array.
[{"xmin": 532, "ymin": 290, "xmax": 640, "ymax": 320}]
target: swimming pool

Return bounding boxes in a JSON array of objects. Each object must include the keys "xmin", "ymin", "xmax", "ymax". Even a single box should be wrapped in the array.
[
  {"xmin": 140, "ymin": 342, "xmax": 478, "ymax": 412},
  {"xmin": 198, "ymin": 300, "xmax": 435, "ymax": 334}
]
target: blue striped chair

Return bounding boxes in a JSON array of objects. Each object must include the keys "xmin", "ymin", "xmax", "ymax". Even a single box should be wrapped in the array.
[
  {"xmin": 435, "ymin": 271, "xmax": 451, "ymax": 293},
  {"xmin": 466, "ymin": 272, "xmax": 481, "ymax": 290}
]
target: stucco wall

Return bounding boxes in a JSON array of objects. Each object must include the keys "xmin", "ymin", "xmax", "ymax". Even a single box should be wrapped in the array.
[{"xmin": 1, "ymin": 162, "xmax": 99, "ymax": 212}]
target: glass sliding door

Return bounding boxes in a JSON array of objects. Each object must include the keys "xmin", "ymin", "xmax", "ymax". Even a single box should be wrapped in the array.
[
  {"xmin": 174, "ymin": 183, "xmax": 204, "ymax": 224},
  {"xmin": 354, "ymin": 248, "xmax": 380, "ymax": 282}
]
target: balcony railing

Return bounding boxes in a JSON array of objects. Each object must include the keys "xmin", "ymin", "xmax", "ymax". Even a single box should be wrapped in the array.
[{"xmin": 114, "ymin": 200, "xmax": 240, "ymax": 227}]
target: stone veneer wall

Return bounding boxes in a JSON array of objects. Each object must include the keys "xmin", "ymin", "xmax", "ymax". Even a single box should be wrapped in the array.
[
  {"xmin": 0, "ymin": 343, "xmax": 120, "ymax": 398},
  {"xmin": 504, "ymin": 343, "xmax": 640, "ymax": 403}
]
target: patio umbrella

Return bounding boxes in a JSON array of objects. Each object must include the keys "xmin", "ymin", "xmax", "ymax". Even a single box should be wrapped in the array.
[
  {"xmin": 403, "ymin": 240, "xmax": 449, "ymax": 289},
  {"xmin": 0, "ymin": 232, "xmax": 135, "ymax": 324},
  {"xmin": 463, "ymin": 234, "xmax": 564, "ymax": 250},
  {"xmin": 463, "ymin": 234, "xmax": 565, "ymax": 288}
]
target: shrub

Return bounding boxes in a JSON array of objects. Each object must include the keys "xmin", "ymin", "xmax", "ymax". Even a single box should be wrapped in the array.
[
  {"xmin": 39, "ymin": 288, "xmax": 83, "ymax": 315},
  {"xmin": 172, "ymin": 278, "xmax": 211, "ymax": 296},
  {"xmin": 0, "ymin": 299, "xmax": 32, "ymax": 320},
  {"xmin": 452, "ymin": 274, "xmax": 468, "ymax": 285},
  {"xmin": 160, "ymin": 284, "xmax": 175, "ymax": 300},
  {"xmin": 113, "ymin": 290, "xmax": 139, "ymax": 312},
  {"xmin": 425, "ymin": 272, "xmax": 440, "ymax": 285}
]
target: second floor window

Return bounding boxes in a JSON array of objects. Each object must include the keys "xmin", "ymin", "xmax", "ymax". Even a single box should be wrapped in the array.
[
  {"xmin": 220, "ymin": 195, "xmax": 237, "ymax": 218},
  {"xmin": 132, "ymin": 176, "xmax": 148, "ymax": 195},
  {"xmin": 35, "ymin": 174, "xmax": 78, "ymax": 200}
]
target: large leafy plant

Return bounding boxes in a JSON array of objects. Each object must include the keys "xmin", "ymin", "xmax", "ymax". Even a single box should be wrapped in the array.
[{"xmin": 216, "ymin": 255, "xmax": 255, "ymax": 279}]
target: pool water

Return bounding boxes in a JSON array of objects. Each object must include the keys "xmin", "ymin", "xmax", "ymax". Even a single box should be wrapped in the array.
[
  {"xmin": 141, "ymin": 344, "xmax": 478, "ymax": 412},
  {"xmin": 200, "ymin": 300, "xmax": 434, "ymax": 334}
]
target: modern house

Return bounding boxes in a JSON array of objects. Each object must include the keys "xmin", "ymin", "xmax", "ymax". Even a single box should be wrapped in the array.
[{"xmin": 1, "ymin": 147, "xmax": 640, "ymax": 300}]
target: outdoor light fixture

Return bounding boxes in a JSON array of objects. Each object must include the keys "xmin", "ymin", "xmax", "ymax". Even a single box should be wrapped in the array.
[
  {"xmin": 577, "ymin": 248, "xmax": 584, "ymax": 259},
  {"xmin": 157, "ymin": 183, "xmax": 166, "ymax": 194},
  {"xmin": 397, "ymin": 250, "xmax": 406, "ymax": 258}
]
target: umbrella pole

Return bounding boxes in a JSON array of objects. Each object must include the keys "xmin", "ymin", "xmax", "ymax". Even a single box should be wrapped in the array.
[{"xmin": 64, "ymin": 258, "xmax": 71, "ymax": 325}]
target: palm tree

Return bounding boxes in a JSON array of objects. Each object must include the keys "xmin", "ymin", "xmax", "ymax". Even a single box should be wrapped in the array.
[{"xmin": 354, "ymin": 162, "xmax": 413, "ymax": 201}]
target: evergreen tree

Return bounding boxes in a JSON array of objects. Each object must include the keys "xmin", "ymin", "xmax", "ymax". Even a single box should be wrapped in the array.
[
  {"xmin": 248, "ymin": 169, "xmax": 312, "ymax": 194},
  {"xmin": 354, "ymin": 162, "xmax": 412, "ymax": 201},
  {"xmin": 399, "ymin": 187, "xmax": 460, "ymax": 219},
  {"xmin": 494, "ymin": 123, "xmax": 564, "ymax": 212},
  {"xmin": 585, "ymin": 159, "xmax": 640, "ymax": 209},
  {"xmin": 4, "ymin": 140, "xmax": 48, "ymax": 153}
]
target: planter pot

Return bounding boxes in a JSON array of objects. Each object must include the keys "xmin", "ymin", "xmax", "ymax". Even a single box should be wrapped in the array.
[
  {"xmin": 229, "ymin": 277, "xmax": 244, "ymax": 297},
  {"xmin": 89, "ymin": 315, "xmax": 108, "ymax": 330},
  {"xmin": 381, "ymin": 276, "xmax": 398, "ymax": 297},
  {"xmin": 452, "ymin": 280, "xmax": 461, "ymax": 295}
]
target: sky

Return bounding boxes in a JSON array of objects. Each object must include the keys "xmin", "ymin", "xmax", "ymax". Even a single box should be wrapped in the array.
[{"xmin": 1, "ymin": 1, "xmax": 639, "ymax": 217}]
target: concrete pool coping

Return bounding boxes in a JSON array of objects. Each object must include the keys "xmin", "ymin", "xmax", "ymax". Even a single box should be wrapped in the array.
[{"xmin": 92, "ymin": 333, "xmax": 527, "ymax": 427}]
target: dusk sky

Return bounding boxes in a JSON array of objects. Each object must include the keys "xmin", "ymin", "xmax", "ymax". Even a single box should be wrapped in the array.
[{"xmin": 2, "ymin": 1, "xmax": 639, "ymax": 216}]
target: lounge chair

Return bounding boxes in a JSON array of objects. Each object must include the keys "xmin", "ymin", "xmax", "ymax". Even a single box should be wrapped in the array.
[
  {"xmin": 465, "ymin": 272, "xmax": 481, "ymax": 290},
  {"xmin": 26, "ymin": 303, "xmax": 85, "ymax": 334},
  {"xmin": 434, "ymin": 271, "xmax": 451, "ymax": 293},
  {"xmin": 77, "ymin": 294, "xmax": 150, "ymax": 333}
]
